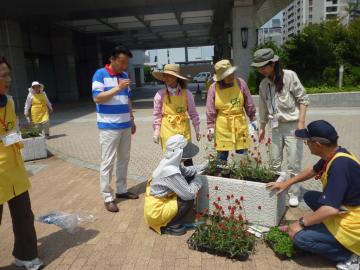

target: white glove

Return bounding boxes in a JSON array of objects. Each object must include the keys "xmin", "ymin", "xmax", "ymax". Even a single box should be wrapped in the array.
[
  {"xmin": 249, "ymin": 120, "xmax": 258, "ymax": 136},
  {"xmin": 26, "ymin": 116, "xmax": 31, "ymax": 124},
  {"xmin": 196, "ymin": 133, "xmax": 201, "ymax": 142},
  {"xmin": 207, "ymin": 128, "xmax": 214, "ymax": 141},
  {"xmin": 153, "ymin": 135, "xmax": 160, "ymax": 144}
]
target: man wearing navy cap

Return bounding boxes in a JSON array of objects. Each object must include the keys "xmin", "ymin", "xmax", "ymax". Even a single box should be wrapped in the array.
[{"xmin": 267, "ymin": 120, "xmax": 360, "ymax": 270}]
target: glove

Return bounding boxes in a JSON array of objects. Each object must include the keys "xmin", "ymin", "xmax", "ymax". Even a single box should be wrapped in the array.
[
  {"xmin": 207, "ymin": 128, "xmax": 214, "ymax": 142},
  {"xmin": 26, "ymin": 116, "xmax": 31, "ymax": 124},
  {"xmin": 153, "ymin": 135, "xmax": 160, "ymax": 144},
  {"xmin": 196, "ymin": 133, "xmax": 201, "ymax": 142}
]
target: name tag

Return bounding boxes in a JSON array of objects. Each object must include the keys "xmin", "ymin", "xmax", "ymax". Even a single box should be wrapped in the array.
[
  {"xmin": 268, "ymin": 114, "xmax": 279, "ymax": 129},
  {"xmin": 1, "ymin": 130, "xmax": 21, "ymax": 147}
]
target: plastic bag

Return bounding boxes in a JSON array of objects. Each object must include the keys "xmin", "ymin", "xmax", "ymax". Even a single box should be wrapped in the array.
[{"xmin": 36, "ymin": 211, "xmax": 96, "ymax": 233}]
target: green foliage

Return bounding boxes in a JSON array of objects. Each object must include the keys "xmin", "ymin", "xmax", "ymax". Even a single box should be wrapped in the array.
[
  {"xmin": 144, "ymin": 65, "xmax": 154, "ymax": 83},
  {"xmin": 305, "ymin": 85, "xmax": 360, "ymax": 94},
  {"xmin": 20, "ymin": 125, "xmax": 41, "ymax": 139},
  {"xmin": 265, "ymin": 227, "xmax": 295, "ymax": 258}
]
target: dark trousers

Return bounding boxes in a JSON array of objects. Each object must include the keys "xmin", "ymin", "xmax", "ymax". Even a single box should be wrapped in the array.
[
  {"xmin": 167, "ymin": 197, "xmax": 194, "ymax": 227},
  {"xmin": 0, "ymin": 191, "xmax": 38, "ymax": 260},
  {"xmin": 293, "ymin": 191, "xmax": 352, "ymax": 263}
]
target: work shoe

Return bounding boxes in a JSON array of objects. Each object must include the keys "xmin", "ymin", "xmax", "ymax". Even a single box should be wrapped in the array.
[
  {"xmin": 116, "ymin": 192, "xmax": 139, "ymax": 199},
  {"xmin": 13, "ymin": 257, "xmax": 44, "ymax": 270},
  {"xmin": 289, "ymin": 193, "xmax": 299, "ymax": 207},
  {"xmin": 161, "ymin": 225, "xmax": 187, "ymax": 236},
  {"xmin": 104, "ymin": 201, "xmax": 119, "ymax": 212},
  {"xmin": 336, "ymin": 254, "xmax": 359, "ymax": 270}
]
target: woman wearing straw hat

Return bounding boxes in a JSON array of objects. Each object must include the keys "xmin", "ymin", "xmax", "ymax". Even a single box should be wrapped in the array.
[
  {"xmin": 152, "ymin": 64, "xmax": 200, "ymax": 166},
  {"xmin": 144, "ymin": 134, "xmax": 206, "ymax": 236},
  {"xmin": 24, "ymin": 81, "xmax": 53, "ymax": 138},
  {"xmin": 206, "ymin": 59, "xmax": 257, "ymax": 161},
  {"xmin": 251, "ymin": 48, "xmax": 309, "ymax": 207}
]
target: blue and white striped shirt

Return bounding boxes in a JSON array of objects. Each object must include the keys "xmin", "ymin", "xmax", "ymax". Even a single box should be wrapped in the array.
[{"xmin": 92, "ymin": 67, "xmax": 132, "ymax": 130}]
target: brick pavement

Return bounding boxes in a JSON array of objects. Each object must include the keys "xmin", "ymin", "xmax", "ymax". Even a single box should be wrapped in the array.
[{"xmin": 0, "ymin": 157, "xmax": 334, "ymax": 270}]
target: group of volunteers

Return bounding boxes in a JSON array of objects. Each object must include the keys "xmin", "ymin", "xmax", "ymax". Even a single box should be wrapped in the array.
[{"xmin": 0, "ymin": 44, "xmax": 358, "ymax": 270}]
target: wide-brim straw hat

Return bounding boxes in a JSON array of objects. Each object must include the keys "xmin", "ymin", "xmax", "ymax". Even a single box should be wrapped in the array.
[
  {"xmin": 152, "ymin": 64, "xmax": 189, "ymax": 81},
  {"xmin": 251, "ymin": 48, "xmax": 279, "ymax": 67},
  {"xmin": 213, "ymin": 59, "xmax": 237, "ymax": 82}
]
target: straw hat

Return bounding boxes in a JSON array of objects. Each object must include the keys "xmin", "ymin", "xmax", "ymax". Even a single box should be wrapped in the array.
[
  {"xmin": 251, "ymin": 48, "xmax": 279, "ymax": 67},
  {"xmin": 213, "ymin": 60, "xmax": 237, "ymax": 82},
  {"xmin": 152, "ymin": 64, "xmax": 189, "ymax": 82}
]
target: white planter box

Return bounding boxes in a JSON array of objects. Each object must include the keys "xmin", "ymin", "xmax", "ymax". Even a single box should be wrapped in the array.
[
  {"xmin": 21, "ymin": 135, "xmax": 47, "ymax": 161},
  {"xmin": 196, "ymin": 173, "xmax": 287, "ymax": 227}
]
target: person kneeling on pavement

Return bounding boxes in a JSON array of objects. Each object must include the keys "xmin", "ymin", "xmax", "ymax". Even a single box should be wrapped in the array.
[
  {"xmin": 144, "ymin": 134, "xmax": 206, "ymax": 236},
  {"xmin": 267, "ymin": 120, "xmax": 360, "ymax": 270}
]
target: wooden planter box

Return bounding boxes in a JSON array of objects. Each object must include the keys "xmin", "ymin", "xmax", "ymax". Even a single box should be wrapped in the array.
[
  {"xmin": 21, "ymin": 135, "xmax": 47, "ymax": 161},
  {"xmin": 196, "ymin": 173, "xmax": 287, "ymax": 227}
]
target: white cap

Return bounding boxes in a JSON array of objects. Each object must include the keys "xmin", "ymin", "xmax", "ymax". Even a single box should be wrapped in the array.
[{"xmin": 31, "ymin": 81, "xmax": 43, "ymax": 87}]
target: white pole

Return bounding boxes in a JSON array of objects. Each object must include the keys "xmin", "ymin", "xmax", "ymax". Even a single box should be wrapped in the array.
[{"xmin": 339, "ymin": 64, "xmax": 344, "ymax": 88}]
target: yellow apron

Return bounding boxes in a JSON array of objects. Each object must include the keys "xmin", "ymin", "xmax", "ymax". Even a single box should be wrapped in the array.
[
  {"xmin": 322, "ymin": 152, "xmax": 360, "ymax": 256},
  {"xmin": 31, "ymin": 93, "xmax": 49, "ymax": 124},
  {"xmin": 0, "ymin": 96, "xmax": 30, "ymax": 205},
  {"xmin": 143, "ymin": 178, "xmax": 178, "ymax": 234},
  {"xmin": 160, "ymin": 89, "xmax": 191, "ymax": 151},
  {"xmin": 214, "ymin": 80, "xmax": 250, "ymax": 151}
]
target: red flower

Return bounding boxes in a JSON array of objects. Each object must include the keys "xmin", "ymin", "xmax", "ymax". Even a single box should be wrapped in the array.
[
  {"xmin": 195, "ymin": 212, "xmax": 202, "ymax": 219},
  {"xmin": 232, "ymin": 206, "xmax": 237, "ymax": 211},
  {"xmin": 231, "ymin": 194, "xmax": 234, "ymax": 199},
  {"xmin": 251, "ymin": 134, "xmax": 255, "ymax": 139},
  {"xmin": 238, "ymin": 214, "xmax": 243, "ymax": 221},
  {"xmin": 226, "ymin": 195, "xmax": 231, "ymax": 200},
  {"xmin": 204, "ymin": 208, "xmax": 209, "ymax": 213},
  {"xmin": 258, "ymin": 205, "xmax": 262, "ymax": 210},
  {"xmin": 214, "ymin": 186, "xmax": 219, "ymax": 191},
  {"xmin": 267, "ymin": 138, "xmax": 271, "ymax": 144},
  {"xmin": 240, "ymin": 196, "xmax": 244, "ymax": 201},
  {"xmin": 217, "ymin": 197, "xmax": 221, "ymax": 202},
  {"xmin": 221, "ymin": 210, "xmax": 225, "ymax": 215},
  {"xmin": 239, "ymin": 206, "xmax": 242, "ymax": 210},
  {"xmin": 228, "ymin": 205, "xmax": 232, "ymax": 210},
  {"xmin": 206, "ymin": 193, "xmax": 210, "ymax": 198},
  {"xmin": 235, "ymin": 199, "xmax": 240, "ymax": 205}
]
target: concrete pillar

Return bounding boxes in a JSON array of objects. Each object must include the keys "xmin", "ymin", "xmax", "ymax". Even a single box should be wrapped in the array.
[
  {"xmin": 185, "ymin": 46, "xmax": 189, "ymax": 63},
  {"xmin": 0, "ymin": 19, "xmax": 28, "ymax": 110},
  {"xmin": 51, "ymin": 27, "xmax": 79, "ymax": 101},
  {"xmin": 232, "ymin": 3, "xmax": 257, "ymax": 81}
]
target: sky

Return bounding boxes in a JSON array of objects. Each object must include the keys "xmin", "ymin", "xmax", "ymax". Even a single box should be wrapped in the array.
[{"xmin": 262, "ymin": 11, "xmax": 283, "ymax": 28}]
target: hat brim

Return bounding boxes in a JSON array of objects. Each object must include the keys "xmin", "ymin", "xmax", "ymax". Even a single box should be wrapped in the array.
[
  {"xmin": 213, "ymin": 66, "xmax": 237, "ymax": 82},
  {"xmin": 294, "ymin": 129, "xmax": 310, "ymax": 140},
  {"xmin": 182, "ymin": 141, "xmax": 199, "ymax": 159},
  {"xmin": 250, "ymin": 55, "xmax": 279, "ymax": 68},
  {"xmin": 31, "ymin": 84, "xmax": 44, "ymax": 90},
  {"xmin": 152, "ymin": 70, "xmax": 189, "ymax": 82}
]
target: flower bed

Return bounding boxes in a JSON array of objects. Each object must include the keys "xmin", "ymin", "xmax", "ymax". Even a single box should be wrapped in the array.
[
  {"xmin": 188, "ymin": 199, "xmax": 256, "ymax": 260},
  {"xmin": 20, "ymin": 125, "xmax": 47, "ymax": 161}
]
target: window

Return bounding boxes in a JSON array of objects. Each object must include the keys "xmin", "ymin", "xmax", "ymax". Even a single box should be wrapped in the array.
[
  {"xmin": 309, "ymin": 0, "xmax": 313, "ymax": 5},
  {"xmin": 326, "ymin": 6, "xmax": 338, "ymax": 12},
  {"xmin": 309, "ymin": 14, "xmax": 313, "ymax": 19}
]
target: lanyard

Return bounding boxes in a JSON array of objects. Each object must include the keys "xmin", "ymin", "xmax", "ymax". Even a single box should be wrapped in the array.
[
  {"xmin": 267, "ymin": 83, "xmax": 277, "ymax": 114},
  {"xmin": 0, "ymin": 105, "xmax": 8, "ymax": 132}
]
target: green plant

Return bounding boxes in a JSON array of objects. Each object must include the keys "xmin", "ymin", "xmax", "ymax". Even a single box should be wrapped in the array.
[
  {"xmin": 265, "ymin": 226, "xmax": 295, "ymax": 258},
  {"xmin": 20, "ymin": 125, "xmax": 41, "ymax": 139},
  {"xmin": 190, "ymin": 191, "xmax": 256, "ymax": 259}
]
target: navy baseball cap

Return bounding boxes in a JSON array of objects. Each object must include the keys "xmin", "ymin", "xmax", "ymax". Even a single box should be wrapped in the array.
[{"xmin": 295, "ymin": 120, "xmax": 338, "ymax": 144}]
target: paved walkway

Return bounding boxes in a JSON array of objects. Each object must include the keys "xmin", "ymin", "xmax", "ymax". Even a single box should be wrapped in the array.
[{"xmin": 1, "ymin": 86, "xmax": 359, "ymax": 269}]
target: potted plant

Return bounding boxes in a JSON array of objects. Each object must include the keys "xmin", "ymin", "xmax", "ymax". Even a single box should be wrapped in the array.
[
  {"xmin": 20, "ymin": 124, "xmax": 47, "ymax": 161},
  {"xmin": 265, "ymin": 226, "xmax": 296, "ymax": 259},
  {"xmin": 196, "ymin": 136, "xmax": 287, "ymax": 227},
  {"xmin": 188, "ymin": 193, "xmax": 256, "ymax": 260}
]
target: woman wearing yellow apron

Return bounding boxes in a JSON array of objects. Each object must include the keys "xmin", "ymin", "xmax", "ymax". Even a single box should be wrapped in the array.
[
  {"xmin": 152, "ymin": 64, "xmax": 200, "ymax": 166},
  {"xmin": 24, "ymin": 81, "xmax": 53, "ymax": 138},
  {"xmin": 0, "ymin": 57, "xmax": 43, "ymax": 270},
  {"xmin": 206, "ymin": 59, "xmax": 257, "ymax": 161},
  {"xmin": 144, "ymin": 134, "xmax": 206, "ymax": 236},
  {"xmin": 267, "ymin": 120, "xmax": 360, "ymax": 269}
]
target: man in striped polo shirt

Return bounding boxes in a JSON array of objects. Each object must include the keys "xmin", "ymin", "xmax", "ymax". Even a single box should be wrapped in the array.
[{"xmin": 92, "ymin": 45, "xmax": 139, "ymax": 213}]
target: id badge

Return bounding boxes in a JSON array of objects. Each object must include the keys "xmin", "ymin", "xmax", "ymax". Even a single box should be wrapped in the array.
[
  {"xmin": 269, "ymin": 114, "xmax": 279, "ymax": 129},
  {"xmin": 1, "ymin": 131, "xmax": 22, "ymax": 147}
]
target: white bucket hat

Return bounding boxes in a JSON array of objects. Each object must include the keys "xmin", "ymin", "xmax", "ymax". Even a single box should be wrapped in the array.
[{"xmin": 31, "ymin": 81, "xmax": 44, "ymax": 90}]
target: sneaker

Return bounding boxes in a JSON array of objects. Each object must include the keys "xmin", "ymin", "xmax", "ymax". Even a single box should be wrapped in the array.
[
  {"xmin": 289, "ymin": 193, "xmax": 299, "ymax": 207},
  {"xmin": 336, "ymin": 254, "xmax": 359, "ymax": 270},
  {"xmin": 13, "ymin": 257, "xmax": 44, "ymax": 270},
  {"xmin": 161, "ymin": 225, "xmax": 187, "ymax": 236}
]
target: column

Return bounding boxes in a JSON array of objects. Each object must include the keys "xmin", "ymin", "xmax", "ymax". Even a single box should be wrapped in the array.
[
  {"xmin": 232, "ymin": 2, "xmax": 257, "ymax": 81},
  {"xmin": 0, "ymin": 19, "xmax": 28, "ymax": 110}
]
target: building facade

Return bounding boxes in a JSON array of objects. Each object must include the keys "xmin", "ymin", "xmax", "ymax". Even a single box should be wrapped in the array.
[{"xmin": 282, "ymin": 0, "xmax": 351, "ymax": 42}]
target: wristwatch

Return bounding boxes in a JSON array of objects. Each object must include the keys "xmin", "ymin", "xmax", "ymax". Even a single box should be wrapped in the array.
[{"xmin": 299, "ymin": 217, "xmax": 306, "ymax": 228}]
